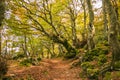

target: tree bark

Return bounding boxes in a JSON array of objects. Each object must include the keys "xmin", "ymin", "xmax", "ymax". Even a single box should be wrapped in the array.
[
  {"xmin": 80, "ymin": 0, "xmax": 87, "ymax": 40},
  {"xmin": 102, "ymin": 0, "xmax": 108, "ymax": 40},
  {"xmin": 0, "ymin": 0, "xmax": 5, "ymax": 55},
  {"xmin": 51, "ymin": 35, "xmax": 76, "ymax": 58},
  {"xmin": 86, "ymin": 0, "xmax": 95, "ymax": 50},
  {"xmin": 104, "ymin": 0, "xmax": 120, "ymax": 65}
]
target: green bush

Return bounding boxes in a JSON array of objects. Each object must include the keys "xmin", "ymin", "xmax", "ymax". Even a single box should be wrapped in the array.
[
  {"xmin": 81, "ymin": 62, "xmax": 94, "ymax": 70},
  {"xmin": 20, "ymin": 58, "xmax": 33, "ymax": 66},
  {"xmin": 103, "ymin": 72, "xmax": 111, "ymax": 80},
  {"xmin": 0, "ymin": 57, "xmax": 8, "ymax": 79},
  {"xmin": 99, "ymin": 49, "xmax": 109, "ymax": 55},
  {"xmin": 37, "ymin": 57, "xmax": 41, "ymax": 61},
  {"xmin": 114, "ymin": 61, "xmax": 120, "ymax": 69},
  {"xmin": 81, "ymin": 62, "xmax": 99, "ymax": 79},
  {"xmin": 20, "ymin": 57, "xmax": 41, "ymax": 66},
  {"xmin": 64, "ymin": 51, "xmax": 76, "ymax": 59},
  {"xmin": 87, "ymin": 68, "xmax": 99, "ymax": 80},
  {"xmin": 82, "ymin": 48, "xmax": 99, "ymax": 61},
  {"xmin": 98, "ymin": 54, "xmax": 107, "ymax": 66},
  {"xmin": 83, "ymin": 46, "xmax": 108, "ymax": 62},
  {"xmin": 13, "ymin": 53, "xmax": 25, "ymax": 60}
]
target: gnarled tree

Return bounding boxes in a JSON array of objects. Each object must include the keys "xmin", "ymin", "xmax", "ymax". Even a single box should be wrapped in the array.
[{"xmin": 104, "ymin": 0, "xmax": 120, "ymax": 67}]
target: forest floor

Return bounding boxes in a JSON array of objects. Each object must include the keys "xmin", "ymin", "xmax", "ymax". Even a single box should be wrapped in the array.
[{"xmin": 6, "ymin": 58, "xmax": 83, "ymax": 80}]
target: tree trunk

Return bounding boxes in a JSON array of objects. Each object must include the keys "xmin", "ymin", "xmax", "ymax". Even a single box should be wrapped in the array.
[
  {"xmin": 0, "ymin": 0, "xmax": 5, "ymax": 56},
  {"xmin": 102, "ymin": 0, "xmax": 108, "ymax": 40},
  {"xmin": 86, "ymin": 0, "xmax": 95, "ymax": 50},
  {"xmin": 80, "ymin": 0, "xmax": 87, "ymax": 40},
  {"xmin": 23, "ymin": 34, "xmax": 29, "ymax": 58},
  {"xmin": 0, "ymin": 29, "xmax": 1, "ymax": 56},
  {"xmin": 68, "ymin": 2, "xmax": 77, "ymax": 48},
  {"xmin": 51, "ymin": 35, "xmax": 76, "ymax": 58},
  {"xmin": 104, "ymin": 0, "xmax": 120, "ymax": 66}
]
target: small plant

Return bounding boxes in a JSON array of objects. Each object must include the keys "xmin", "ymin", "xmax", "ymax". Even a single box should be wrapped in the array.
[
  {"xmin": 98, "ymin": 54, "xmax": 107, "ymax": 66},
  {"xmin": 81, "ymin": 62, "xmax": 99, "ymax": 79},
  {"xmin": 103, "ymin": 72, "xmax": 111, "ymax": 80},
  {"xmin": 81, "ymin": 62, "xmax": 94, "ymax": 69},
  {"xmin": 87, "ymin": 68, "xmax": 99, "ymax": 80}
]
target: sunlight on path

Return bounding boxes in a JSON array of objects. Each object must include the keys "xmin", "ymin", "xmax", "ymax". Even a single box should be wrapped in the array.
[{"xmin": 7, "ymin": 58, "xmax": 82, "ymax": 80}]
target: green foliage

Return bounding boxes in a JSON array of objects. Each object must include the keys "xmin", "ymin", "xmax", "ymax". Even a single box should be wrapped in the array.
[
  {"xmin": 81, "ymin": 62, "xmax": 99, "ymax": 79},
  {"xmin": 20, "ymin": 58, "xmax": 32, "ymax": 66},
  {"xmin": 82, "ymin": 49, "xmax": 99, "ymax": 61},
  {"xmin": 97, "ymin": 54, "xmax": 107, "ymax": 66},
  {"xmin": 0, "ymin": 57, "xmax": 8, "ymax": 78},
  {"xmin": 37, "ymin": 57, "xmax": 41, "ymax": 61},
  {"xmin": 114, "ymin": 61, "xmax": 120, "ymax": 69},
  {"xmin": 20, "ymin": 57, "xmax": 41, "ymax": 66},
  {"xmin": 64, "ymin": 52, "xmax": 76, "ymax": 59},
  {"xmin": 64, "ymin": 49, "xmax": 77, "ymax": 59},
  {"xmin": 81, "ymin": 62, "xmax": 94, "ymax": 69},
  {"xmin": 81, "ymin": 45, "xmax": 109, "ymax": 79},
  {"xmin": 13, "ymin": 53, "xmax": 25, "ymax": 60},
  {"xmin": 87, "ymin": 68, "xmax": 99, "ymax": 80},
  {"xmin": 103, "ymin": 72, "xmax": 111, "ymax": 80},
  {"xmin": 83, "ymin": 46, "xmax": 108, "ymax": 62}
]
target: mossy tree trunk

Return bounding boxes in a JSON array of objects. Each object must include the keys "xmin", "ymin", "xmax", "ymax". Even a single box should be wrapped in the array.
[
  {"xmin": 0, "ymin": 0, "xmax": 5, "ymax": 56},
  {"xmin": 86, "ymin": 0, "xmax": 95, "ymax": 50},
  {"xmin": 102, "ymin": 0, "xmax": 108, "ymax": 40},
  {"xmin": 51, "ymin": 35, "xmax": 76, "ymax": 58},
  {"xmin": 104, "ymin": 0, "xmax": 120, "ymax": 67},
  {"xmin": 80, "ymin": 0, "xmax": 87, "ymax": 40}
]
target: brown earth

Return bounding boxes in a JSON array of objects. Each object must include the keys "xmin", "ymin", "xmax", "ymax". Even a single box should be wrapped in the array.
[{"xmin": 6, "ymin": 58, "xmax": 82, "ymax": 80}]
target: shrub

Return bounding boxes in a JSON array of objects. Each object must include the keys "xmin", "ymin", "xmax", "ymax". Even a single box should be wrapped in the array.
[
  {"xmin": 114, "ymin": 61, "xmax": 120, "ymax": 69},
  {"xmin": 81, "ymin": 62, "xmax": 94, "ymax": 70},
  {"xmin": 82, "ymin": 48, "xmax": 99, "ymax": 61},
  {"xmin": 20, "ymin": 57, "xmax": 41, "ymax": 66},
  {"xmin": 37, "ymin": 57, "xmax": 41, "ymax": 61},
  {"xmin": 98, "ymin": 54, "xmax": 107, "ymax": 66},
  {"xmin": 13, "ymin": 53, "xmax": 25, "ymax": 60},
  {"xmin": 87, "ymin": 68, "xmax": 99, "ymax": 80},
  {"xmin": 20, "ymin": 58, "xmax": 32, "ymax": 66},
  {"xmin": 64, "ymin": 51, "xmax": 76, "ymax": 59},
  {"xmin": 0, "ymin": 57, "xmax": 8, "ymax": 79},
  {"xmin": 103, "ymin": 72, "xmax": 111, "ymax": 80},
  {"xmin": 81, "ymin": 62, "xmax": 99, "ymax": 79}
]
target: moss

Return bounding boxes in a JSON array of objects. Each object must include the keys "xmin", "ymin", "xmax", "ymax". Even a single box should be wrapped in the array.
[
  {"xmin": 103, "ymin": 72, "xmax": 111, "ymax": 80},
  {"xmin": 81, "ymin": 62, "xmax": 94, "ymax": 70},
  {"xmin": 98, "ymin": 54, "xmax": 107, "ymax": 66},
  {"xmin": 114, "ymin": 61, "xmax": 120, "ymax": 69},
  {"xmin": 87, "ymin": 68, "xmax": 99, "ymax": 80}
]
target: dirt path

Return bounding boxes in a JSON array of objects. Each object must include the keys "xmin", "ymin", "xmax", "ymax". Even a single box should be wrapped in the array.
[{"xmin": 7, "ymin": 58, "xmax": 82, "ymax": 80}]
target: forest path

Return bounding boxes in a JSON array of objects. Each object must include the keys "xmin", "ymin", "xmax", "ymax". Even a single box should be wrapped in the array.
[{"xmin": 7, "ymin": 58, "xmax": 82, "ymax": 80}]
